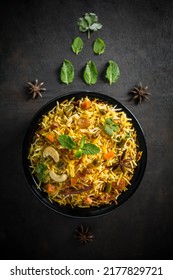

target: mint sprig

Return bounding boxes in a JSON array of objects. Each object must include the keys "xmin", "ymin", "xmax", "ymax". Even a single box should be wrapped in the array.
[
  {"xmin": 58, "ymin": 134, "xmax": 100, "ymax": 158},
  {"xmin": 78, "ymin": 13, "xmax": 102, "ymax": 39}
]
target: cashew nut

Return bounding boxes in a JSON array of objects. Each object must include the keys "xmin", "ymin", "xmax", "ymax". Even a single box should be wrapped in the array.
[
  {"xmin": 43, "ymin": 146, "xmax": 59, "ymax": 163},
  {"xmin": 49, "ymin": 170, "xmax": 68, "ymax": 183},
  {"xmin": 67, "ymin": 113, "xmax": 80, "ymax": 127}
]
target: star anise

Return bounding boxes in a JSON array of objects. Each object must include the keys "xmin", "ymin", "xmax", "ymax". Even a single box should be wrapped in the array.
[
  {"xmin": 28, "ymin": 79, "xmax": 46, "ymax": 98},
  {"xmin": 74, "ymin": 224, "xmax": 94, "ymax": 244},
  {"xmin": 111, "ymin": 151, "xmax": 132, "ymax": 173},
  {"xmin": 130, "ymin": 82, "xmax": 150, "ymax": 104}
]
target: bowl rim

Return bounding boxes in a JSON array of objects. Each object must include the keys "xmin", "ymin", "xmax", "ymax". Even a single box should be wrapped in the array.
[{"xmin": 22, "ymin": 91, "xmax": 147, "ymax": 218}]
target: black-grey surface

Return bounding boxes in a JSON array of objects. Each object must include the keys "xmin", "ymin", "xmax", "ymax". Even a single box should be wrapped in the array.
[{"xmin": 1, "ymin": 0, "xmax": 173, "ymax": 260}]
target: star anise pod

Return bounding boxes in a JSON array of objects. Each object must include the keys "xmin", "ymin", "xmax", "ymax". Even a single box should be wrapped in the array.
[
  {"xmin": 111, "ymin": 151, "xmax": 132, "ymax": 173},
  {"xmin": 130, "ymin": 82, "xmax": 150, "ymax": 104},
  {"xmin": 28, "ymin": 79, "xmax": 46, "ymax": 98},
  {"xmin": 74, "ymin": 224, "xmax": 94, "ymax": 244}
]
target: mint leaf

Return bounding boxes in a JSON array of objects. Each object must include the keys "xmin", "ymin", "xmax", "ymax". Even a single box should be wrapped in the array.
[
  {"xmin": 78, "ymin": 17, "xmax": 89, "ymax": 32},
  {"xmin": 83, "ymin": 60, "xmax": 98, "ymax": 85},
  {"xmin": 93, "ymin": 38, "xmax": 105, "ymax": 55},
  {"xmin": 60, "ymin": 59, "xmax": 74, "ymax": 84},
  {"xmin": 90, "ymin": 22, "xmax": 102, "ymax": 31},
  {"xmin": 85, "ymin": 13, "xmax": 98, "ymax": 25},
  {"xmin": 82, "ymin": 143, "xmax": 100, "ymax": 155},
  {"xmin": 105, "ymin": 60, "xmax": 120, "ymax": 85},
  {"xmin": 71, "ymin": 37, "xmax": 84, "ymax": 55},
  {"xmin": 58, "ymin": 134, "xmax": 76, "ymax": 150}
]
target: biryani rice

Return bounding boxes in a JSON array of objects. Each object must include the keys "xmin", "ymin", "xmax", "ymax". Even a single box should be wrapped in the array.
[{"xmin": 28, "ymin": 96, "xmax": 142, "ymax": 208}]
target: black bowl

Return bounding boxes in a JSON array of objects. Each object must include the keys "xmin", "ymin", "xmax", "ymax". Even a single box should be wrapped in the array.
[{"xmin": 22, "ymin": 91, "xmax": 147, "ymax": 217}]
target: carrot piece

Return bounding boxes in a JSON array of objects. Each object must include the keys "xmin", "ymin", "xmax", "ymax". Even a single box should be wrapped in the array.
[
  {"xmin": 84, "ymin": 196, "xmax": 92, "ymax": 205},
  {"xmin": 104, "ymin": 151, "xmax": 115, "ymax": 160},
  {"xmin": 46, "ymin": 134, "xmax": 54, "ymax": 143},
  {"xmin": 45, "ymin": 183, "xmax": 56, "ymax": 194},
  {"xmin": 117, "ymin": 179, "xmax": 128, "ymax": 191},
  {"xmin": 81, "ymin": 99, "xmax": 91, "ymax": 110},
  {"xmin": 71, "ymin": 177, "xmax": 78, "ymax": 186}
]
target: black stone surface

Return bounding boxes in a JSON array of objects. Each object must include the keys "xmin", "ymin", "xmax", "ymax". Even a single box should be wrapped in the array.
[{"xmin": 1, "ymin": 0, "xmax": 173, "ymax": 260}]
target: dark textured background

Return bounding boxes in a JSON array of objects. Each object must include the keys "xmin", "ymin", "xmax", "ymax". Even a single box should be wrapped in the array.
[{"xmin": 1, "ymin": 0, "xmax": 173, "ymax": 260}]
